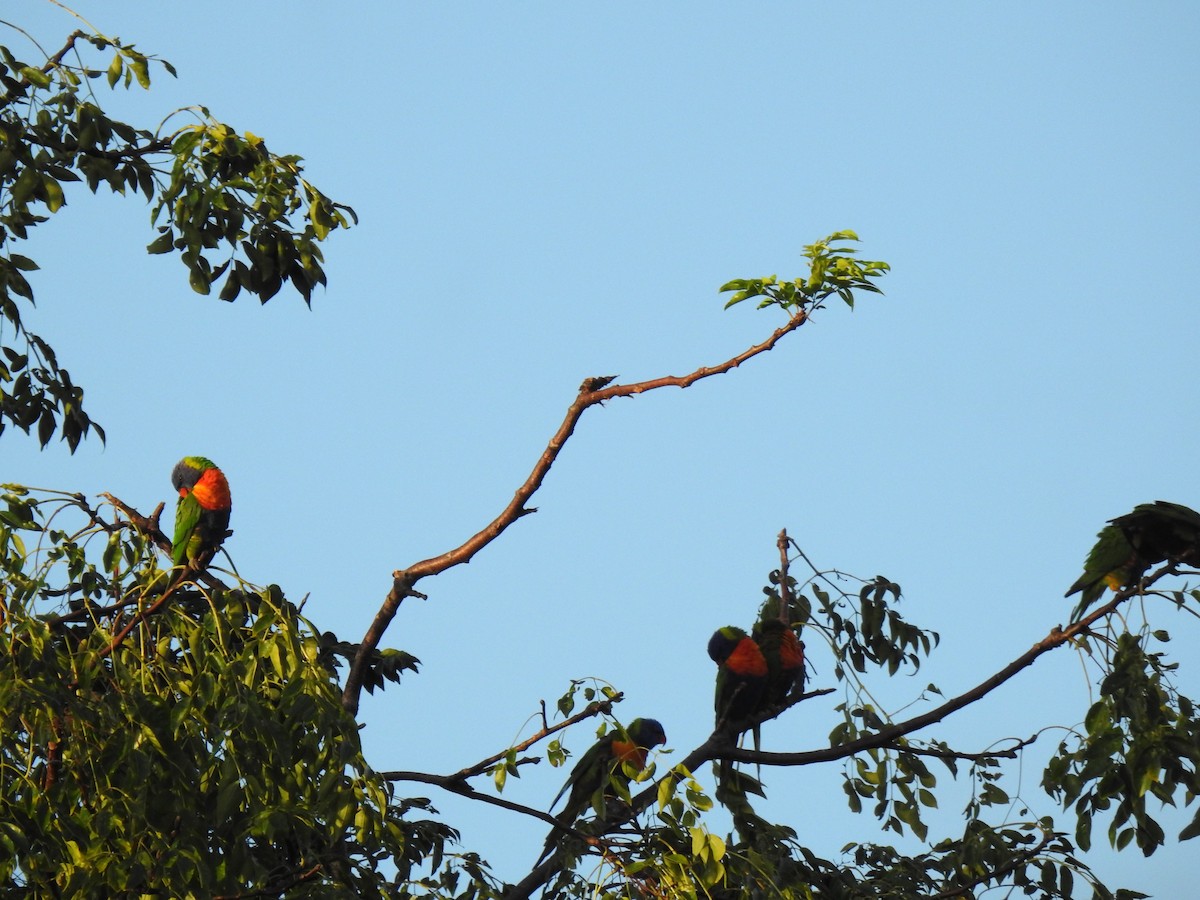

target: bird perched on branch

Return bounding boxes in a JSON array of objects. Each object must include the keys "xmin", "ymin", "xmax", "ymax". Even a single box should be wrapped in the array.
[
  {"xmin": 1066, "ymin": 500, "xmax": 1200, "ymax": 621},
  {"xmin": 752, "ymin": 598, "xmax": 806, "ymax": 709},
  {"xmin": 708, "ymin": 626, "xmax": 768, "ymax": 732},
  {"xmin": 747, "ymin": 596, "xmax": 806, "ymax": 773},
  {"xmin": 171, "ymin": 456, "xmax": 232, "ymax": 567},
  {"xmin": 540, "ymin": 717, "xmax": 666, "ymax": 861}
]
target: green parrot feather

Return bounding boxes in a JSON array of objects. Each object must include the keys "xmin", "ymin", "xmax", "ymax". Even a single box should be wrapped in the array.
[{"xmin": 172, "ymin": 491, "xmax": 204, "ymax": 566}]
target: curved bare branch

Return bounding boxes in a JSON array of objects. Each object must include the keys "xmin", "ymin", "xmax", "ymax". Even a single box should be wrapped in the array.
[{"xmin": 342, "ymin": 310, "xmax": 812, "ymax": 712}]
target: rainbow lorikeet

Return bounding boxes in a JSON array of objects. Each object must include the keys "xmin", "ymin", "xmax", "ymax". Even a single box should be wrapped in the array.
[
  {"xmin": 541, "ymin": 718, "xmax": 667, "ymax": 859},
  {"xmin": 708, "ymin": 626, "xmax": 769, "ymax": 832},
  {"xmin": 171, "ymin": 456, "xmax": 232, "ymax": 567},
  {"xmin": 708, "ymin": 626, "xmax": 768, "ymax": 732},
  {"xmin": 752, "ymin": 597, "xmax": 806, "ymax": 708},
  {"xmin": 1066, "ymin": 500, "xmax": 1200, "ymax": 621}
]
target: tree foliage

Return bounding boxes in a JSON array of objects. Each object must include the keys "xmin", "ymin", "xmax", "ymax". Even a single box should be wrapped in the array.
[
  {"xmin": 0, "ymin": 25, "xmax": 353, "ymax": 451},
  {"xmin": 4, "ymin": 13, "xmax": 1200, "ymax": 900}
]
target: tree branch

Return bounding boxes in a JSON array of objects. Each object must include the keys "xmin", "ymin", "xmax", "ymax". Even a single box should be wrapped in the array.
[
  {"xmin": 928, "ymin": 829, "xmax": 1055, "ymax": 899},
  {"xmin": 385, "ymin": 769, "xmax": 569, "ymax": 831},
  {"xmin": 880, "ymin": 732, "xmax": 1039, "ymax": 763},
  {"xmin": 342, "ymin": 309, "xmax": 812, "ymax": 712},
  {"xmin": 451, "ymin": 696, "xmax": 619, "ymax": 781}
]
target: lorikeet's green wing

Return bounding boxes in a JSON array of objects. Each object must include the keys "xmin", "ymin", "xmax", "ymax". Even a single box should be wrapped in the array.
[
  {"xmin": 550, "ymin": 732, "xmax": 615, "ymax": 823},
  {"xmin": 172, "ymin": 491, "xmax": 203, "ymax": 565},
  {"xmin": 540, "ymin": 718, "xmax": 665, "ymax": 863},
  {"xmin": 1065, "ymin": 524, "xmax": 1139, "ymax": 622}
]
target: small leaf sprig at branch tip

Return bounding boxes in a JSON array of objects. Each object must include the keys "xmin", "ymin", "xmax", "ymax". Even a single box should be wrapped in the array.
[{"xmin": 342, "ymin": 231, "xmax": 890, "ymax": 712}]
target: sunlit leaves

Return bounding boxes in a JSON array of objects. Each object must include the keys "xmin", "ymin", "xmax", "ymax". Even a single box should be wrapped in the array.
[
  {"xmin": 720, "ymin": 230, "xmax": 890, "ymax": 314},
  {"xmin": 150, "ymin": 121, "xmax": 355, "ymax": 306},
  {"xmin": 0, "ymin": 488, "xmax": 435, "ymax": 896}
]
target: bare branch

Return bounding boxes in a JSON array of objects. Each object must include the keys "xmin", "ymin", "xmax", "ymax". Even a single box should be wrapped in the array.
[
  {"xmin": 777, "ymin": 528, "xmax": 792, "ymax": 620},
  {"xmin": 384, "ymin": 769, "xmax": 567, "ymax": 831},
  {"xmin": 343, "ymin": 310, "xmax": 812, "ymax": 712},
  {"xmin": 879, "ymin": 732, "xmax": 1039, "ymax": 763}
]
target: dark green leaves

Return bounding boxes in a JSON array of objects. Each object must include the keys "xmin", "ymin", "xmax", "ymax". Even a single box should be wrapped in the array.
[
  {"xmin": 720, "ymin": 230, "xmax": 890, "ymax": 314},
  {"xmin": 0, "ymin": 26, "xmax": 353, "ymax": 452},
  {"xmin": 1043, "ymin": 631, "xmax": 1200, "ymax": 858},
  {"xmin": 150, "ymin": 122, "xmax": 356, "ymax": 306}
]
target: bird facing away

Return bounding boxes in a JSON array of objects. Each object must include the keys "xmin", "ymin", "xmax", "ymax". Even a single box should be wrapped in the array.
[
  {"xmin": 708, "ymin": 626, "xmax": 768, "ymax": 732},
  {"xmin": 171, "ymin": 456, "xmax": 232, "ymax": 567},
  {"xmin": 540, "ymin": 717, "xmax": 667, "ymax": 861},
  {"xmin": 752, "ymin": 600, "xmax": 806, "ymax": 709},
  {"xmin": 1066, "ymin": 500, "xmax": 1200, "ymax": 621}
]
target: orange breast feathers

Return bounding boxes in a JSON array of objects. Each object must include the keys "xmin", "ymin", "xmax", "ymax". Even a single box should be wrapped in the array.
[
  {"xmin": 779, "ymin": 631, "xmax": 805, "ymax": 670},
  {"xmin": 728, "ymin": 637, "xmax": 769, "ymax": 677},
  {"xmin": 187, "ymin": 467, "xmax": 232, "ymax": 511},
  {"xmin": 610, "ymin": 738, "xmax": 649, "ymax": 770}
]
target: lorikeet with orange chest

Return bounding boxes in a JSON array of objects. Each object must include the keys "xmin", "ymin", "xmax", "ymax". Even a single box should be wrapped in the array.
[
  {"xmin": 171, "ymin": 456, "xmax": 232, "ymax": 567},
  {"xmin": 708, "ymin": 626, "xmax": 768, "ymax": 732},
  {"xmin": 708, "ymin": 626, "xmax": 770, "ymax": 833},
  {"xmin": 540, "ymin": 718, "xmax": 667, "ymax": 861}
]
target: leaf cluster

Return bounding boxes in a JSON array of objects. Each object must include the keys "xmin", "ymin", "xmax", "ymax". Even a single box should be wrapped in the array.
[
  {"xmin": 0, "ymin": 25, "xmax": 353, "ymax": 451},
  {"xmin": 719, "ymin": 231, "xmax": 889, "ymax": 314},
  {"xmin": 0, "ymin": 488, "xmax": 442, "ymax": 896},
  {"xmin": 1044, "ymin": 623, "xmax": 1200, "ymax": 858}
]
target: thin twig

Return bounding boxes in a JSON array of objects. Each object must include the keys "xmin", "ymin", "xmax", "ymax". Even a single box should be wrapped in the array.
[{"xmin": 451, "ymin": 697, "xmax": 619, "ymax": 781}]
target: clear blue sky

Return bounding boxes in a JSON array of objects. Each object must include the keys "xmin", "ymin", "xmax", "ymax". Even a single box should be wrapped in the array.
[{"xmin": 7, "ymin": 2, "xmax": 1200, "ymax": 895}]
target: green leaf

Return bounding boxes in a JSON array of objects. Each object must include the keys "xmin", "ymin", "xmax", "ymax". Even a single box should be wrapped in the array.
[
  {"xmin": 42, "ymin": 177, "xmax": 65, "ymax": 213},
  {"xmin": 1179, "ymin": 809, "xmax": 1200, "ymax": 841},
  {"xmin": 106, "ymin": 54, "xmax": 123, "ymax": 88},
  {"xmin": 188, "ymin": 266, "xmax": 211, "ymax": 295},
  {"xmin": 146, "ymin": 232, "xmax": 174, "ymax": 255},
  {"xmin": 19, "ymin": 66, "xmax": 51, "ymax": 89}
]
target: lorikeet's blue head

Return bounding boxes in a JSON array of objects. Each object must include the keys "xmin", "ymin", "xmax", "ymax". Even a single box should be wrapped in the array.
[
  {"xmin": 626, "ymin": 718, "xmax": 667, "ymax": 750},
  {"xmin": 708, "ymin": 625, "xmax": 748, "ymax": 664}
]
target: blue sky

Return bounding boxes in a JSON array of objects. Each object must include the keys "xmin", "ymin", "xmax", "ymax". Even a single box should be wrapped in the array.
[{"xmin": 6, "ymin": 2, "xmax": 1200, "ymax": 895}]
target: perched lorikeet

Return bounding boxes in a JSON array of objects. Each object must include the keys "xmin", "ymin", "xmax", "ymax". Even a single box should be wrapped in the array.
[
  {"xmin": 171, "ymin": 456, "xmax": 232, "ymax": 567},
  {"xmin": 540, "ymin": 718, "xmax": 667, "ymax": 859},
  {"xmin": 708, "ymin": 626, "xmax": 769, "ymax": 835},
  {"xmin": 1066, "ymin": 500, "xmax": 1200, "ymax": 621},
  {"xmin": 1113, "ymin": 501, "xmax": 1200, "ymax": 566},
  {"xmin": 708, "ymin": 626, "xmax": 768, "ymax": 732},
  {"xmin": 746, "ymin": 600, "xmax": 806, "ymax": 775},
  {"xmin": 752, "ymin": 597, "xmax": 806, "ymax": 708}
]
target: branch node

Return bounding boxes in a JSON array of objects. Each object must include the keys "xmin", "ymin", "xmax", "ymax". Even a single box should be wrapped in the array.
[{"xmin": 579, "ymin": 375, "xmax": 618, "ymax": 393}]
